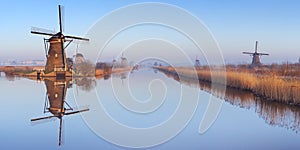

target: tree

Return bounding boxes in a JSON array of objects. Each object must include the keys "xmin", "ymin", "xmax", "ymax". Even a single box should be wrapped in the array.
[{"xmin": 74, "ymin": 60, "xmax": 95, "ymax": 76}]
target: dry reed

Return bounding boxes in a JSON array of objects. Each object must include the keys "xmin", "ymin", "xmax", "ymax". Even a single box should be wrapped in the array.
[{"xmin": 156, "ymin": 66, "xmax": 300, "ymax": 106}]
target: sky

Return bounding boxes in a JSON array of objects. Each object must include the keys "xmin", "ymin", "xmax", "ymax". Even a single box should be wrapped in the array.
[{"xmin": 1, "ymin": 0, "xmax": 300, "ymax": 64}]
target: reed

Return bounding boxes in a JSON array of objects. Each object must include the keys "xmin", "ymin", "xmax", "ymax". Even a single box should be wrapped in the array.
[{"xmin": 156, "ymin": 66, "xmax": 300, "ymax": 106}]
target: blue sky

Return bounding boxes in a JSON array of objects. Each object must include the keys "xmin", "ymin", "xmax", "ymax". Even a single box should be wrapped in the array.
[{"xmin": 1, "ymin": 0, "xmax": 300, "ymax": 64}]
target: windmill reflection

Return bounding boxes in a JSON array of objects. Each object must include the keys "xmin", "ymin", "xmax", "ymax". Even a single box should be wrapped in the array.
[
  {"xmin": 112, "ymin": 71, "xmax": 129, "ymax": 87},
  {"xmin": 31, "ymin": 77, "xmax": 89, "ymax": 146}
]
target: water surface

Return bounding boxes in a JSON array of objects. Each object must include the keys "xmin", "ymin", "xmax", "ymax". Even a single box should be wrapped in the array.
[{"xmin": 0, "ymin": 69, "xmax": 300, "ymax": 149}]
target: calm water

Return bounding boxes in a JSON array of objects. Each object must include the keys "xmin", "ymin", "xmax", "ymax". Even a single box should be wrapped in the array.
[{"xmin": 0, "ymin": 69, "xmax": 300, "ymax": 149}]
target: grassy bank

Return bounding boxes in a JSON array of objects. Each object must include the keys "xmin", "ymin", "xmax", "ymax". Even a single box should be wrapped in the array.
[{"xmin": 156, "ymin": 66, "xmax": 300, "ymax": 106}]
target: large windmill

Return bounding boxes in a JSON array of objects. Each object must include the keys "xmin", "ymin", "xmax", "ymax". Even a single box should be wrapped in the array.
[
  {"xmin": 243, "ymin": 41, "xmax": 269, "ymax": 67},
  {"xmin": 31, "ymin": 5, "xmax": 89, "ymax": 77},
  {"xmin": 31, "ymin": 78, "xmax": 89, "ymax": 146}
]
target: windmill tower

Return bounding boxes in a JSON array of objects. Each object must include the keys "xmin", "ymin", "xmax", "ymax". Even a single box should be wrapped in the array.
[
  {"xmin": 243, "ymin": 41, "xmax": 269, "ymax": 67},
  {"xmin": 31, "ymin": 5, "xmax": 89, "ymax": 77}
]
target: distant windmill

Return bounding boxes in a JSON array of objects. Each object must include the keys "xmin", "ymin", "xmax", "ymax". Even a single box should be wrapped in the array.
[
  {"xmin": 120, "ymin": 52, "xmax": 128, "ymax": 68},
  {"xmin": 243, "ymin": 41, "xmax": 269, "ymax": 67},
  {"xmin": 112, "ymin": 56, "xmax": 118, "ymax": 67},
  {"xmin": 194, "ymin": 56, "xmax": 201, "ymax": 69},
  {"xmin": 31, "ymin": 5, "xmax": 89, "ymax": 77}
]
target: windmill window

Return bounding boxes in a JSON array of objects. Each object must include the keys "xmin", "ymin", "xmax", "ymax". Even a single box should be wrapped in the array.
[
  {"xmin": 55, "ymin": 54, "xmax": 58, "ymax": 58},
  {"xmin": 55, "ymin": 93, "xmax": 58, "ymax": 98}
]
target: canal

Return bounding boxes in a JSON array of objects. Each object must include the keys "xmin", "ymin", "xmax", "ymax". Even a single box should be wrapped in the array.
[{"xmin": 0, "ymin": 68, "xmax": 299, "ymax": 149}]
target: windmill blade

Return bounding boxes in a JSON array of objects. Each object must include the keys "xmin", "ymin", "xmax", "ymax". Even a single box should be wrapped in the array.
[
  {"xmin": 31, "ymin": 26, "xmax": 56, "ymax": 36},
  {"xmin": 58, "ymin": 5, "xmax": 64, "ymax": 33},
  {"xmin": 255, "ymin": 41, "xmax": 258, "ymax": 53},
  {"xmin": 31, "ymin": 115, "xmax": 57, "ymax": 122},
  {"xmin": 76, "ymin": 83, "xmax": 79, "ymax": 96},
  {"xmin": 31, "ymin": 31, "xmax": 54, "ymax": 36},
  {"xmin": 58, "ymin": 117, "xmax": 63, "ymax": 146},
  {"xmin": 69, "ymin": 39, "xmax": 89, "ymax": 44},
  {"xmin": 57, "ymin": 5, "xmax": 66, "ymax": 69},
  {"xmin": 65, "ymin": 35, "xmax": 89, "ymax": 41},
  {"xmin": 76, "ymin": 43, "xmax": 79, "ymax": 54},
  {"xmin": 60, "ymin": 83, "xmax": 67, "ymax": 115},
  {"xmin": 257, "ymin": 53, "xmax": 269, "ymax": 55},
  {"xmin": 31, "ymin": 29, "xmax": 55, "ymax": 36},
  {"xmin": 64, "ymin": 108, "xmax": 89, "ymax": 115},
  {"xmin": 242, "ymin": 52, "xmax": 254, "ymax": 55},
  {"xmin": 43, "ymin": 92, "xmax": 49, "ymax": 113},
  {"xmin": 31, "ymin": 116, "xmax": 56, "ymax": 126}
]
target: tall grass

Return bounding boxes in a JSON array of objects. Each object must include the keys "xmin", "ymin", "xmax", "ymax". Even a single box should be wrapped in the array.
[{"xmin": 156, "ymin": 66, "xmax": 300, "ymax": 106}]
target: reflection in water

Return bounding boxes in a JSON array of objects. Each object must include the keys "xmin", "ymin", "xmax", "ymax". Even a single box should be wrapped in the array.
[
  {"xmin": 111, "ymin": 72, "xmax": 130, "ymax": 87},
  {"xmin": 5, "ymin": 72, "xmax": 16, "ymax": 81},
  {"xmin": 160, "ymin": 70, "xmax": 300, "ymax": 133},
  {"xmin": 31, "ymin": 77, "xmax": 90, "ymax": 146},
  {"xmin": 256, "ymin": 100, "xmax": 300, "ymax": 133},
  {"xmin": 112, "ymin": 72, "xmax": 128, "ymax": 79},
  {"xmin": 74, "ymin": 77, "xmax": 97, "ymax": 92}
]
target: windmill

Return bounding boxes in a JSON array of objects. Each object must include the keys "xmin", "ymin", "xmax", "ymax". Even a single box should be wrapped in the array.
[
  {"xmin": 31, "ymin": 78, "xmax": 89, "ymax": 146},
  {"xmin": 74, "ymin": 44, "xmax": 85, "ymax": 64},
  {"xmin": 31, "ymin": 5, "xmax": 89, "ymax": 77},
  {"xmin": 194, "ymin": 56, "xmax": 201, "ymax": 69},
  {"xmin": 112, "ymin": 56, "xmax": 118, "ymax": 67},
  {"xmin": 120, "ymin": 52, "xmax": 128, "ymax": 68},
  {"xmin": 243, "ymin": 41, "xmax": 269, "ymax": 67}
]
